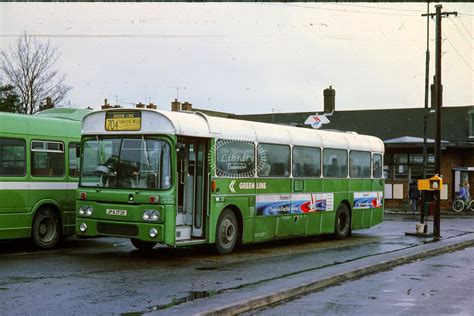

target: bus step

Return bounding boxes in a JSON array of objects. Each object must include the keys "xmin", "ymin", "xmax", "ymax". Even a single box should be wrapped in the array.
[{"xmin": 176, "ymin": 226, "xmax": 191, "ymax": 241}]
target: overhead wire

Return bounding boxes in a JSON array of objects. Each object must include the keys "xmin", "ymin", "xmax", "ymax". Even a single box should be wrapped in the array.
[
  {"xmin": 331, "ymin": 3, "xmax": 421, "ymax": 13},
  {"xmin": 448, "ymin": 18, "xmax": 474, "ymax": 49},
  {"xmin": 457, "ymin": 16, "xmax": 473, "ymax": 38},
  {"xmin": 281, "ymin": 3, "xmax": 418, "ymax": 17},
  {"xmin": 442, "ymin": 30, "xmax": 474, "ymax": 72}
]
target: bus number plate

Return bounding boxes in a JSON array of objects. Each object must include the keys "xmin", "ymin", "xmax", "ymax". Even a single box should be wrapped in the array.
[
  {"xmin": 106, "ymin": 209, "xmax": 128, "ymax": 216},
  {"xmin": 105, "ymin": 111, "xmax": 141, "ymax": 131}
]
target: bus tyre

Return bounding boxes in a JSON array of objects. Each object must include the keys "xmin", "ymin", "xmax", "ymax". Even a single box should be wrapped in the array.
[
  {"xmin": 216, "ymin": 209, "xmax": 239, "ymax": 255},
  {"xmin": 32, "ymin": 208, "xmax": 61, "ymax": 249},
  {"xmin": 130, "ymin": 238, "xmax": 156, "ymax": 250},
  {"xmin": 334, "ymin": 203, "xmax": 351, "ymax": 239}
]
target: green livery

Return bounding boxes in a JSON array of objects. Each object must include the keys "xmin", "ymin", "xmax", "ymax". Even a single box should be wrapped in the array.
[
  {"xmin": 0, "ymin": 108, "xmax": 90, "ymax": 248},
  {"xmin": 76, "ymin": 109, "xmax": 384, "ymax": 254}
]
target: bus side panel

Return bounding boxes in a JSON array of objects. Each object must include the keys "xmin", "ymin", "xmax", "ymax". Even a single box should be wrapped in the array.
[
  {"xmin": 208, "ymin": 193, "xmax": 255, "ymax": 245},
  {"xmin": 164, "ymin": 204, "xmax": 176, "ymax": 245},
  {"xmin": 371, "ymin": 178, "xmax": 385, "ymax": 227},
  {"xmin": 321, "ymin": 179, "xmax": 349, "ymax": 234},
  {"xmin": 0, "ymin": 182, "xmax": 30, "ymax": 239},
  {"xmin": 293, "ymin": 178, "xmax": 322, "ymax": 236},
  {"xmin": 254, "ymin": 178, "xmax": 293, "ymax": 240},
  {"xmin": 349, "ymin": 179, "xmax": 372, "ymax": 230}
]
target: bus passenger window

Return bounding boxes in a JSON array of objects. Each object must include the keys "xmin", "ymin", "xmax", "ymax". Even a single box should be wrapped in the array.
[
  {"xmin": 31, "ymin": 141, "xmax": 65, "ymax": 177},
  {"xmin": 69, "ymin": 142, "xmax": 80, "ymax": 177},
  {"xmin": 373, "ymin": 154, "xmax": 383, "ymax": 178},
  {"xmin": 0, "ymin": 138, "xmax": 26, "ymax": 177},
  {"xmin": 216, "ymin": 140, "xmax": 255, "ymax": 177},
  {"xmin": 323, "ymin": 149, "xmax": 347, "ymax": 178},
  {"xmin": 350, "ymin": 151, "xmax": 371, "ymax": 178},
  {"xmin": 292, "ymin": 146, "xmax": 320, "ymax": 177},
  {"xmin": 257, "ymin": 143, "xmax": 290, "ymax": 177}
]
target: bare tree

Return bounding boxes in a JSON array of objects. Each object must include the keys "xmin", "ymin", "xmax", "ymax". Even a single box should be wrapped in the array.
[{"xmin": 0, "ymin": 32, "xmax": 71, "ymax": 114}]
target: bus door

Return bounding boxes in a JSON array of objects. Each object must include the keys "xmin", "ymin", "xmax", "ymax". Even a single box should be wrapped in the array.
[{"xmin": 177, "ymin": 138, "xmax": 208, "ymax": 239}]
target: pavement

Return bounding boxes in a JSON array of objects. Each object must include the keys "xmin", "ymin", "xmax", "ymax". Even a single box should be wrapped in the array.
[{"xmin": 158, "ymin": 210, "xmax": 474, "ymax": 316}]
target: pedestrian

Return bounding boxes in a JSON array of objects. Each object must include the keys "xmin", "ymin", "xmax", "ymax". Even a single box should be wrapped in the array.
[
  {"xmin": 463, "ymin": 180, "xmax": 471, "ymax": 201},
  {"xmin": 408, "ymin": 181, "xmax": 420, "ymax": 214}
]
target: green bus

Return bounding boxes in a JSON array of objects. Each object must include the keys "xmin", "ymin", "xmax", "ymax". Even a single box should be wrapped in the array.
[
  {"xmin": 76, "ymin": 108, "xmax": 384, "ymax": 254},
  {"xmin": 0, "ymin": 108, "xmax": 90, "ymax": 248}
]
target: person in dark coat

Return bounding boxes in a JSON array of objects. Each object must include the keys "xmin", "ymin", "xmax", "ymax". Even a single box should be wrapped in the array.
[{"xmin": 409, "ymin": 181, "xmax": 421, "ymax": 214}]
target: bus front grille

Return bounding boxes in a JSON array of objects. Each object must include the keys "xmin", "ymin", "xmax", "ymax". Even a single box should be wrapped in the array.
[{"xmin": 97, "ymin": 222, "xmax": 139, "ymax": 237}]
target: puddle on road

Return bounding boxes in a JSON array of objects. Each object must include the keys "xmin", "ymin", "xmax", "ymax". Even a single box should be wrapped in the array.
[{"xmin": 122, "ymin": 290, "xmax": 219, "ymax": 315}]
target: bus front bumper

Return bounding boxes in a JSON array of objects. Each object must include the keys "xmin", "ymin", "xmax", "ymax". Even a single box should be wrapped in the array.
[{"xmin": 76, "ymin": 218, "xmax": 164, "ymax": 242}]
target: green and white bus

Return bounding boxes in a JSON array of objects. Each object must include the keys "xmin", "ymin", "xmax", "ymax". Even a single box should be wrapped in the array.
[
  {"xmin": 0, "ymin": 108, "xmax": 90, "ymax": 248},
  {"xmin": 76, "ymin": 108, "xmax": 384, "ymax": 254}
]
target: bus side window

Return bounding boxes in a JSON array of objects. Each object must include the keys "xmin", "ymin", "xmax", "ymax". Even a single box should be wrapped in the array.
[
  {"xmin": 323, "ymin": 148, "xmax": 347, "ymax": 178},
  {"xmin": 69, "ymin": 142, "xmax": 80, "ymax": 177},
  {"xmin": 373, "ymin": 153, "xmax": 383, "ymax": 178},
  {"xmin": 257, "ymin": 143, "xmax": 290, "ymax": 177},
  {"xmin": 31, "ymin": 141, "xmax": 65, "ymax": 177},
  {"xmin": 0, "ymin": 137, "xmax": 26, "ymax": 177}
]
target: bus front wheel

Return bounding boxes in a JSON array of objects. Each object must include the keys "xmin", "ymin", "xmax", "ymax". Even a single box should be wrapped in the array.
[
  {"xmin": 130, "ymin": 238, "xmax": 156, "ymax": 250},
  {"xmin": 216, "ymin": 209, "xmax": 239, "ymax": 255},
  {"xmin": 334, "ymin": 203, "xmax": 351, "ymax": 239},
  {"xmin": 32, "ymin": 207, "xmax": 61, "ymax": 249}
]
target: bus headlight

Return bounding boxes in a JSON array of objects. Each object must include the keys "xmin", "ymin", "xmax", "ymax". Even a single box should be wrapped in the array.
[
  {"xmin": 143, "ymin": 210, "xmax": 160, "ymax": 222},
  {"xmin": 149, "ymin": 228, "xmax": 158, "ymax": 238},
  {"xmin": 79, "ymin": 223, "xmax": 88, "ymax": 232},
  {"xmin": 85, "ymin": 206, "xmax": 94, "ymax": 216},
  {"xmin": 78, "ymin": 206, "xmax": 93, "ymax": 217}
]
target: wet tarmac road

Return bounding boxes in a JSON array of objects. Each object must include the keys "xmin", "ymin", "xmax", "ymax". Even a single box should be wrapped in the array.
[
  {"xmin": 0, "ymin": 213, "xmax": 473, "ymax": 315},
  {"xmin": 255, "ymin": 245, "xmax": 474, "ymax": 315}
]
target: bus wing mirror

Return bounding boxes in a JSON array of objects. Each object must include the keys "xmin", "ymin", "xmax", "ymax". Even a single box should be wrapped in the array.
[{"xmin": 76, "ymin": 144, "xmax": 81, "ymax": 158}]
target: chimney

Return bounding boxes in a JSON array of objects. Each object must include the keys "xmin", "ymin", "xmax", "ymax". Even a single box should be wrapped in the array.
[
  {"xmin": 136, "ymin": 102, "xmax": 145, "ymax": 109},
  {"xmin": 181, "ymin": 101, "xmax": 192, "ymax": 111},
  {"xmin": 323, "ymin": 86, "xmax": 335, "ymax": 114},
  {"xmin": 101, "ymin": 98, "xmax": 112, "ymax": 109},
  {"xmin": 171, "ymin": 98, "xmax": 181, "ymax": 111},
  {"xmin": 146, "ymin": 102, "xmax": 157, "ymax": 110}
]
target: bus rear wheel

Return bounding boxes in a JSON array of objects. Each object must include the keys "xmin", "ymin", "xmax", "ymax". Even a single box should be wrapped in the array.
[
  {"xmin": 130, "ymin": 238, "xmax": 156, "ymax": 250},
  {"xmin": 216, "ymin": 209, "xmax": 239, "ymax": 255},
  {"xmin": 334, "ymin": 203, "xmax": 351, "ymax": 239},
  {"xmin": 32, "ymin": 207, "xmax": 61, "ymax": 249}
]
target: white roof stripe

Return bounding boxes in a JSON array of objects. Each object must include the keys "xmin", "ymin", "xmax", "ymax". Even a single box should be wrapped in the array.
[{"xmin": 82, "ymin": 109, "xmax": 384, "ymax": 153}]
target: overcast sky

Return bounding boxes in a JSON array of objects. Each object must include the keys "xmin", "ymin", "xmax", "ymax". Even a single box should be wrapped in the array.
[{"xmin": 0, "ymin": 2, "xmax": 472, "ymax": 114}]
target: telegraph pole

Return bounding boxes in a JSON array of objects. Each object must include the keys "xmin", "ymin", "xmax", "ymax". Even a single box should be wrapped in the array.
[
  {"xmin": 422, "ymin": 5, "xmax": 457, "ymax": 239},
  {"xmin": 422, "ymin": 1, "xmax": 430, "ymax": 179}
]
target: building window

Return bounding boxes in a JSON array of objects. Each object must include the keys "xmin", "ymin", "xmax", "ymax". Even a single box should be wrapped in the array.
[
  {"xmin": 469, "ymin": 109, "xmax": 474, "ymax": 138},
  {"xmin": 394, "ymin": 165, "xmax": 408, "ymax": 180}
]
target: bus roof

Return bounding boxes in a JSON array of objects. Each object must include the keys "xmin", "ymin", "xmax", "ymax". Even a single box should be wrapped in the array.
[
  {"xmin": 35, "ymin": 108, "xmax": 91, "ymax": 122},
  {"xmin": 1, "ymin": 109, "xmax": 87, "ymax": 139},
  {"xmin": 82, "ymin": 109, "xmax": 384, "ymax": 152}
]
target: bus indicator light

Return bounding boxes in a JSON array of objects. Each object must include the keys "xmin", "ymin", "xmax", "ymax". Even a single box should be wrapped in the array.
[
  {"xmin": 149, "ymin": 196, "xmax": 160, "ymax": 204},
  {"xmin": 80, "ymin": 192, "xmax": 87, "ymax": 200},
  {"xmin": 211, "ymin": 180, "xmax": 217, "ymax": 193}
]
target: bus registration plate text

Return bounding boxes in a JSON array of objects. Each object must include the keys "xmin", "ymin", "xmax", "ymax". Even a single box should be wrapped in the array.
[
  {"xmin": 106, "ymin": 209, "xmax": 128, "ymax": 216},
  {"xmin": 105, "ymin": 111, "xmax": 141, "ymax": 131}
]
